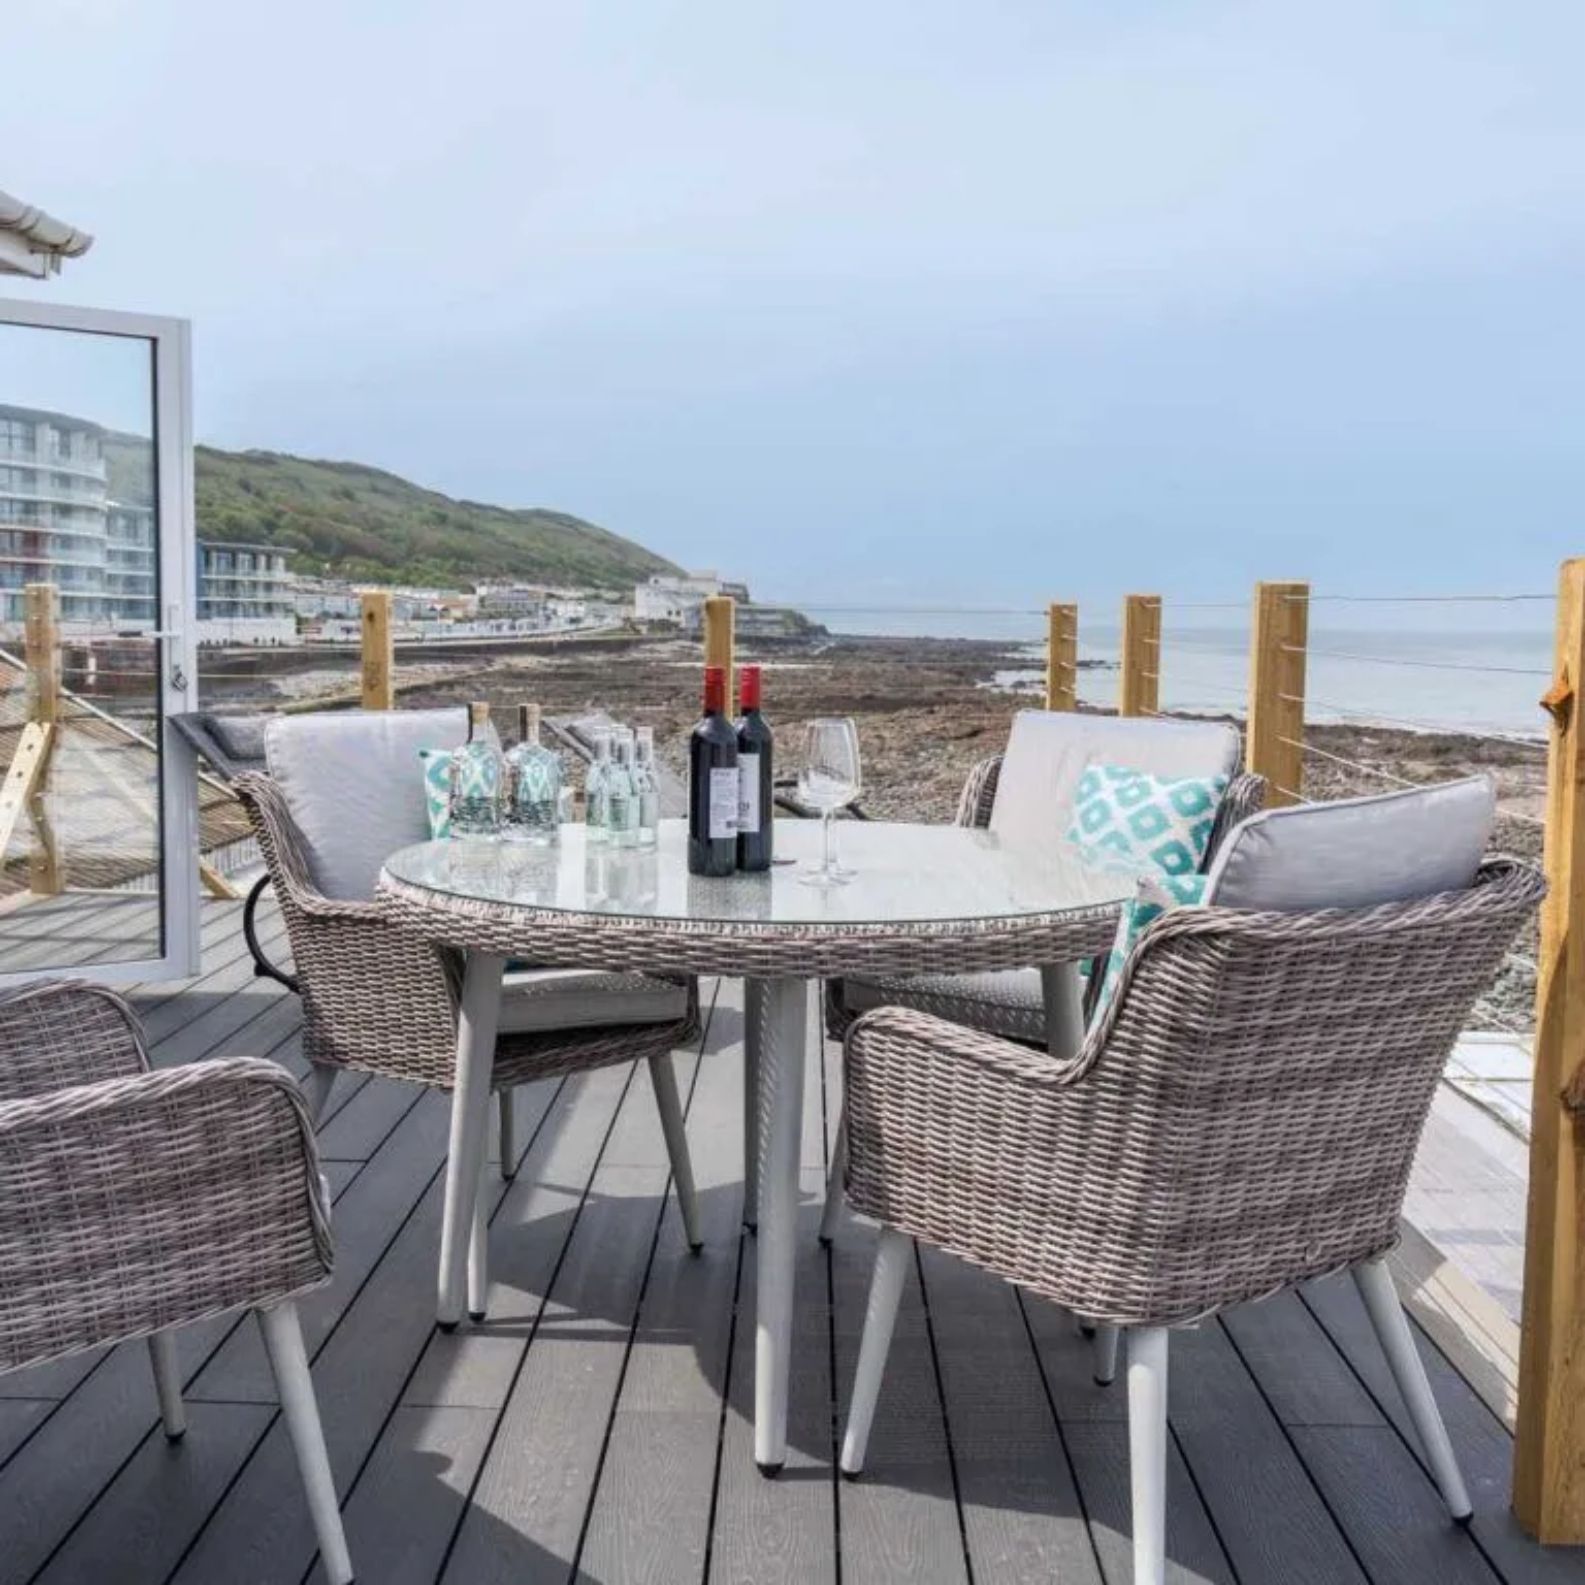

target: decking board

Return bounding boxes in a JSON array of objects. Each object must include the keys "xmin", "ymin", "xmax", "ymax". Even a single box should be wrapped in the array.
[{"xmin": 0, "ymin": 897, "xmax": 1569, "ymax": 1585}]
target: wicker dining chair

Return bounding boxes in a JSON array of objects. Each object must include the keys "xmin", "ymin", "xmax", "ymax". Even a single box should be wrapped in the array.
[
  {"xmin": 825, "ymin": 712, "xmax": 1267, "ymax": 1047},
  {"xmin": 815, "ymin": 718, "xmax": 1265, "ymax": 1254},
  {"xmin": 0, "ymin": 981, "xmax": 352, "ymax": 1585},
  {"xmin": 834, "ymin": 857, "xmax": 1542, "ymax": 1585},
  {"xmin": 233, "ymin": 710, "xmax": 702, "ymax": 1323}
]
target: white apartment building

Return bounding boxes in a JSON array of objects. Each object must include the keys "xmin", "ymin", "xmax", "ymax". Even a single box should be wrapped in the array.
[
  {"xmin": 633, "ymin": 571, "xmax": 751, "ymax": 627},
  {"xmin": 196, "ymin": 541, "xmax": 294, "ymax": 645},
  {"xmin": 0, "ymin": 402, "xmax": 150, "ymax": 630}
]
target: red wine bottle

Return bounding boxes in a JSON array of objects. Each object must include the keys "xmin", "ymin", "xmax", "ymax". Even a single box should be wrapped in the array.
[
  {"xmin": 735, "ymin": 665, "xmax": 773, "ymax": 872},
  {"xmin": 688, "ymin": 665, "xmax": 739, "ymax": 876}
]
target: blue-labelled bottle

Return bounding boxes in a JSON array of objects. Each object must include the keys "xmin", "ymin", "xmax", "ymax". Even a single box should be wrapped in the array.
[
  {"xmin": 449, "ymin": 701, "xmax": 504, "ymax": 840},
  {"xmin": 503, "ymin": 702, "xmax": 563, "ymax": 845}
]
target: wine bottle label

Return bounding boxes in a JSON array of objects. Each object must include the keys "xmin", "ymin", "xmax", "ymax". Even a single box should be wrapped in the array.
[
  {"xmin": 736, "ymin": 753, "xmax": 761, "ymax": 834},
  {"xmin": 709, "ymin": 768, "xmax": 738, "ymax": 839}
]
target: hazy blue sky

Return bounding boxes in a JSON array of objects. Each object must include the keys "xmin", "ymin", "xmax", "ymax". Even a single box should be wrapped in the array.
[{"xmin": 4, "ymin": 1, "xmax": 1581, "ymax": 612}]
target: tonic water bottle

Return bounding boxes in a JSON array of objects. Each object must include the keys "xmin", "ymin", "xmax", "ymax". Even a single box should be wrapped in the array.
[{"xmin": 503, "ymin": 703, "xmax": 563, "ymax": 845}]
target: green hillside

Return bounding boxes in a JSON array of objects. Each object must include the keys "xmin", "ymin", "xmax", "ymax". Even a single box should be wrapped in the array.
[{"xmin": 105, "ymin": 438, "xmax": 680, "ymax": 589}]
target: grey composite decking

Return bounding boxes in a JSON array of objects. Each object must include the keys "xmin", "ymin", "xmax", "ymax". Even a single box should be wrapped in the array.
[{"xmin": 0, "ymin": 896, "xmax": 1577, "ymax": 1585}]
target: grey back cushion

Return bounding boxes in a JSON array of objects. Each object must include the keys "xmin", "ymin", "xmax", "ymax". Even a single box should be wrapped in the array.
[
  {"xmin": 989, "ymin": 710, "xmax": 1242, "ymax": 856},
  {"xmin": 264, "ymin": 708, "xmax": 468, "ymax": 900},
  {"xmin": 1203, "ymin": 775, "xmax": 1495, "ymax": 911}
]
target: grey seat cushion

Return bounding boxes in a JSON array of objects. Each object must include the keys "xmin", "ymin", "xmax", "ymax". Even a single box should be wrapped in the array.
[
  {"xmin": 498, "ymin": 968, "xmax": 689, "ymax": 1035},
  {"xmin": 991, "ymin": 710, "xmax": 1242, "ymax": 858},
  {"xmin": 842, "ymin": 968, "xmax": 1046, "ymax": 1044},
  {"xmin": 264, "ymin": 707, "xmax": 469, "ymax": 900},
  {"xmin": 1203, "ymin": 776, "xmax": 1496, "ymax": 910}
]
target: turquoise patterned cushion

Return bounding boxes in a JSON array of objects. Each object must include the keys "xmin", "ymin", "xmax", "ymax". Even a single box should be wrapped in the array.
[
  {"xmin": 418, "ymin": 748, "xmax": 453, "ymax": 840},
  {"xmin": 1090, "ymin": 871, "xmax": 1208, "ymax": 1026},
  {"xmin": 1067, "ymin": 762, "xmax": 1228, "ymax": 877}
]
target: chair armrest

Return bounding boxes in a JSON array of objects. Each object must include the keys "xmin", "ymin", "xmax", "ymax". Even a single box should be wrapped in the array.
[
  {"xmin": 954, "ymin": 753, "xmax": 1003, "ymax": 828},
  {"xmin": 1202, "ymin": 770, "xmax": 1267, "ymax": 867},
  {"xmin": 0, "ymin": 1057, "xmax": 333, "ymax": 1373},
  {"xmin": 0, "ymin": 981, "xmax": 150, "ymax": 1101}
]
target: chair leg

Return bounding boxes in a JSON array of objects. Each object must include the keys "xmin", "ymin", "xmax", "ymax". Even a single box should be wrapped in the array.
[
  {"xmin": 648, "ymin": 1052, "xmax": 702, "ymax": 1252},
  {"xmin": 301, "ymin": 1062, "xmax": 337, "ymax": 1127},
  {"xmin": 1127, "ymin": 1327, "xmax": 1169, "ymax": 1585},
  {"xmin": 467, "ymin": 1146, "xmax": 490, "ymax": 1321},
  {"xmin": 496, "ymin": 1088, "xmax": 517, "ymax": 1179},
  {"xmin": 819, "ymin": 1110, "xmax": 847, "ymax": 1245},
  {"xmin": 1353, "ymin": 1258, "xmax": 1473, "ymax": 1520},
  {"xmin": 257, "ymin": 1302, "xmax": 353, "ymax": 1585},
  {"xmin": 146, "ymin": 1330, "xmax": 186, "ymax": 1441},
  {"xmin": 839, "ymin": 1226, "xmax": 911, "ymax": 1478},
  {"xmin": 1092, "ymin": 1323, "xmax": 1121, "ymax": 1386}
]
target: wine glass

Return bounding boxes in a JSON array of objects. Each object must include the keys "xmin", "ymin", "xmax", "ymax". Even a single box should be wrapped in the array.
[{"xmin": 796, "ymin": 717, "xmax": 861, "ymax": 886}]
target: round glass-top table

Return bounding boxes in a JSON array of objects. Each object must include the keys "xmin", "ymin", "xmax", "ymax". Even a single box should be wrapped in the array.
[{"xmin": 377, "ymin": 819, "xmax": 1133, "ymax": 1473}]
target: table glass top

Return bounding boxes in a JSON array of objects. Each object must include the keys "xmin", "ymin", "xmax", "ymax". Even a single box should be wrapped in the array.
[{"xmin": 380, "ymin": 819, "xmax": 1135, "ymax": 929}]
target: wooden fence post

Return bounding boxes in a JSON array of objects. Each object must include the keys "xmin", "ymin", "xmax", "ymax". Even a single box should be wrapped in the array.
[
  {"xmin": 1514, "ymin": 556, "xmax": 1585, "ymax": 1543},
  {"xmin": 1046, "ymin": 602, "xmax": 1078, "ymax": 711},
  {"xmin": 1246, "ymin": 581, "xmax": 1308, "ymax": 807},
  {"xmin": 361, "ymin": 591, "xmax": 394, "ymax": 710},
  {"xmin": 703, "ymin": 595, "xmax": 736, "ymax": 717},
  {"xmin": 23, "ymin": 584, "xmax": 61, "ymax": 895},
  {"xmin": 1119, "ymin": 595, "xmax": 1161, "ymax": 717}
]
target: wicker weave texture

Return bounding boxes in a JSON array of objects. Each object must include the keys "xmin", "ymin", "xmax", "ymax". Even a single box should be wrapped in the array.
[
  {"xmin": 376, "ymin": 869, "xmax": 1124, "ymax": 984},
  {"xmin": 0, "ymin": 984, "xmax": 333, "ymax": 1375},
  {"xmin": 0, "ymin": 980, "xmax": 152, "ymax": 1098},
  {"xmin": 842, "ymin": 860, "xmax": 1542, "ymax": 1328},
  {"xmin": 235, "ymin": 773, "xmax": 701, "ymax": 1090}
]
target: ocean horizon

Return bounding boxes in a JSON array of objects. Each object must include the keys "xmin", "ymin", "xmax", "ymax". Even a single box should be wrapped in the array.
[{"xmin": 815, "ymin": 614, "xmax": 1554, "ymax": 739}]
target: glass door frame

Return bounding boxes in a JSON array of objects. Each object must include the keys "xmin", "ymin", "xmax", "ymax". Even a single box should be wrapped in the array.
[{"xmin": 0, "ymin": 296, "xmax": 201, "ymax": 988}]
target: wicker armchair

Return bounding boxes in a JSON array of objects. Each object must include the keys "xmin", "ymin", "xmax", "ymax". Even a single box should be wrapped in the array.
[
  {"xmin": 0, "ymin": 981, "xmax": 351, "ymax": 1585},
  {"xmin": 825, "ymin": 751, "xmax": 1268, "ymax": 1045},
  {"xmin": 234, "ymin": 769, "xmax": 704, "ymax": 1317},
  {"xmin": 835, "ymin": 859, "xmax": 1543, "ymax": 1585}
]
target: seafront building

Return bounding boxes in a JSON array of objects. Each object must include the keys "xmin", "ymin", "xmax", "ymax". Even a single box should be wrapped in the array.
[
  {"xmin": 0, "ymin": 401, "xmax": 295, "ymax": 644},
  {"xmin": 634, "ymin": 570, "xmax": 749, "ymax": 626},
  {"xmin": 195, "ymin": 541, "xmax": 294, "ymax": 645}
]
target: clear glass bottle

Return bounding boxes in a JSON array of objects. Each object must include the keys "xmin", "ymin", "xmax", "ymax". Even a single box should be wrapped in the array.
[
  {"xmin": 503, "ymin": 702, "xmax": 563, "ymax": 845},
  {"xmin": 449, "ymin": 701, "xmax": 504, "ymax": 841},
  {"xmin": 584, "ymin": 726, "xmax": 613, "ymax": 843},
  {"xmin": 608, "ymin": 727, "xmax": 640, "ymax": 847},
  {"xmin": 634, "ymin": 726, "xmax": 661, "ymax": 847}
]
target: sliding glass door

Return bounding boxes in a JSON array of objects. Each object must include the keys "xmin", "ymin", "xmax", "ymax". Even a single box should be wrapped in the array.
[{"xmin": 0, "ymin": 299, "xmax": 199, "ymax": 986}]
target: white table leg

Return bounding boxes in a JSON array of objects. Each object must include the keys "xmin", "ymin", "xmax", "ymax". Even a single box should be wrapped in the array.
[
  {"xmin": 438, "ymin": 951, "xmax": 505, "ymax": 1329},
  {"xmin": 1042, "ymin": 962, "xmax": 1086, "ymax": 1058},
  {"xmin": 749, "ymin": 975, "xmax": 807, "ymax": 1475}
]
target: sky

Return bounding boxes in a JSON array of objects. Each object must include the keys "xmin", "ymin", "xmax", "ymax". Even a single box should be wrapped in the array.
[{"xmin": 2, "ymin": 0, "xmax": 1581, "ymax": 617}]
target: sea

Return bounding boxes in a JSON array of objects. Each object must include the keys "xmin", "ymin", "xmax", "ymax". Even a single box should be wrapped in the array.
[{"xmin": 813, "ymin": 612, "xmax": 1555, "ymax": 741}]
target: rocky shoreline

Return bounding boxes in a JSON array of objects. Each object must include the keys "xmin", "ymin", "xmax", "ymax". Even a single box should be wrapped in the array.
[{"xmin": 221, "ymin": 629, "xmax": 1545, "ymax": 1032}]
